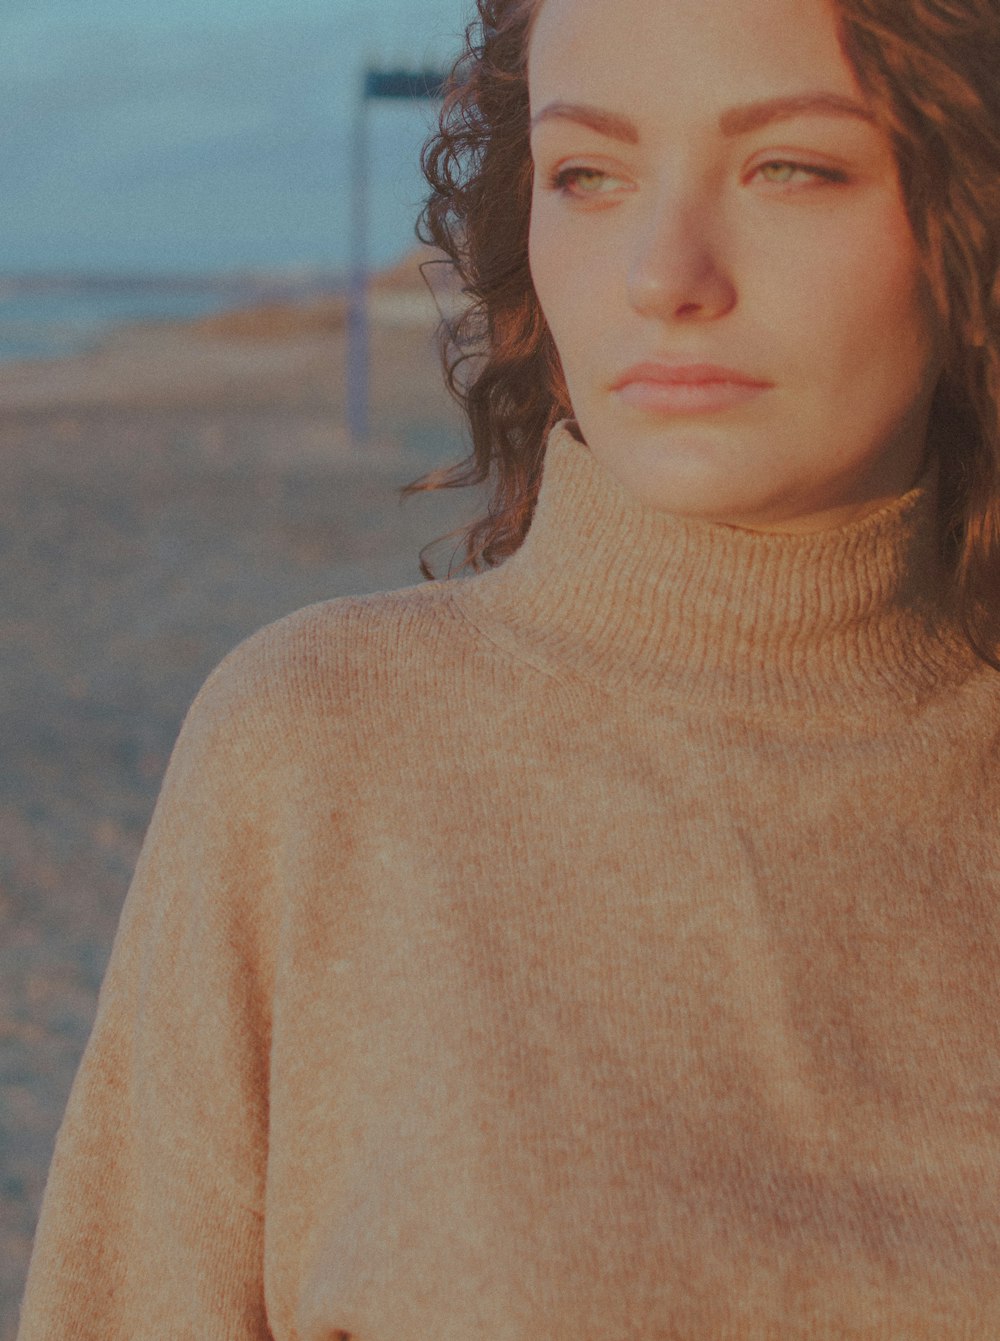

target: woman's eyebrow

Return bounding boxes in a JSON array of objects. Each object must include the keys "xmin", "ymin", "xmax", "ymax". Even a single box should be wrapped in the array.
[
  {"xmin": 530, "ymin": 102, "xmax": 641, "ymax": 143},
  {"xmin": 530, "ymin": 92, "xmax": 877, "ymax": 143},
  {"xmin": 720, "ymin": 91, "xmax": 877, "ymax": 135}
]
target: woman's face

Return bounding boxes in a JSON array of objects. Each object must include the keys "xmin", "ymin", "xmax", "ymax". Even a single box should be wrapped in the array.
[{"xmin": 527, "ymin": 0, "xmax": 947, "ymax": 533}]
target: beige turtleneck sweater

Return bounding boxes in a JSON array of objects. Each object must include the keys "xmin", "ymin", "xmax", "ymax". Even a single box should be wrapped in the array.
[{"xmin": 17, "ymin": 422, "xmax": 1000, "ymax": 1340}]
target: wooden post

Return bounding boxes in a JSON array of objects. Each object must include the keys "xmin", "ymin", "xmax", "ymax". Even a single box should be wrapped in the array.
[
  {"xmin": 346, "ymin": 66, "xmax": 447, "ymax": 448},
  {"xmin": 347, "ymin": 74, "xmax": 372, "ymax": 447}
]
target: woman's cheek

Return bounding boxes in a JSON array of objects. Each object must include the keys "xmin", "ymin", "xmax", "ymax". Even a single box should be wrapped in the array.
[{"xmin": 530, "ymin": 242, "xmax": 586, "ymax": 356}]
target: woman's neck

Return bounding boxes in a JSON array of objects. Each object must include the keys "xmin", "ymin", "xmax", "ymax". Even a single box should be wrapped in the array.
[{"xmin": 451, "ymin": 421, "xmax": 976, "ymax": 723}]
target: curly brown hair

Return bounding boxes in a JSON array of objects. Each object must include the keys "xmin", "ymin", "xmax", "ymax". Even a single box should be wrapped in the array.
[{"xmin": 399, "ymin": 0, "xmax": 1000, "ymax": 671}]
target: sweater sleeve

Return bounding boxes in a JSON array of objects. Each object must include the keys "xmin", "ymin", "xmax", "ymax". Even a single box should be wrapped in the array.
[{"xmin": 16, "ymin": 647, "xmax": 282, "ymax": 1341}]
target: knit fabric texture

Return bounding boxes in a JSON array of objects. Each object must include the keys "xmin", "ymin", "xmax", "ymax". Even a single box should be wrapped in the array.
[{"xmin": 17, "ymin": 420, "xmax": 1000, "ymax": 1340}]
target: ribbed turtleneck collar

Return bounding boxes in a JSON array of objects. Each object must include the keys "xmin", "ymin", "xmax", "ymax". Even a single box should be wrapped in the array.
[{"xmin": 452, "ymin": 420, "xmax": 975, "ymax": 721}]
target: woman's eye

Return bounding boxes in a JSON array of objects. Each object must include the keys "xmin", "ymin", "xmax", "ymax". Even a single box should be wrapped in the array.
[
  {"xmin": 546, "ymin": 159, "xmax": 847, "ymax": 202},
  {"xmin": 753, "ymin": 160, "xmax": 847, "ymax": 187},
  {"xmin": 548, "ymin": 166, "xmax": 628, "ymax": 199}
]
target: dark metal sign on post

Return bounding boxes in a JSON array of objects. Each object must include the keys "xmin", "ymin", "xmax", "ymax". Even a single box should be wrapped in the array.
[{"xmin": 347, "ymin": 66, "xmax": 448, "ymax": 447}]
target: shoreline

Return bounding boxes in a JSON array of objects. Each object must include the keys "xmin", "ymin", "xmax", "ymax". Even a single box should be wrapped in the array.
[
  {"xmin": 0, "ymin": 244, "xmax": 459, "ymax": 422},
  {"xmin": 0, "ymin": 246, "xmax": 458, "ymax": 418}
]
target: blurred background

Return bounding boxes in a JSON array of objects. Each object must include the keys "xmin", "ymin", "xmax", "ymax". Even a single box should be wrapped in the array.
[
  {"xmin": 0, "ymin": 2, "xmax": 486, "ymax": 1333},
  {"xmin": 0, "ymin": 0, "xmax": 470, "ymax": 355}
]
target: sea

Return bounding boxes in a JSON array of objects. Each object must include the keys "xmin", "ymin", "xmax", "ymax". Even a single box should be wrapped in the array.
[
  {"xmin": 0, "ymin": 0, "xmax": 471, "ymax": 364},
  {"xmin": 0, "ymin": 270, "xmax": 348, "ymax": 364}
]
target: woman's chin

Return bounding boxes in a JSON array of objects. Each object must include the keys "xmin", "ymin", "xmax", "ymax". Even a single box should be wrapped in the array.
[{"xmin": 579, "ymin": 427, "xmax": 796, "ymax": 526}]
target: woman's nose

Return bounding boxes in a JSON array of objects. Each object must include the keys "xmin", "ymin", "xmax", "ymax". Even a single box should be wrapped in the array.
[{"xmin": 627, "ymin": 189, "xmax": 737, "ymax": 322}]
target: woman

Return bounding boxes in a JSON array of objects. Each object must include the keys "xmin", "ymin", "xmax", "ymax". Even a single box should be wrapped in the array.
[{"xmin": 17, "ymin": 0, "xmax": 1000, "ymax": 1335}]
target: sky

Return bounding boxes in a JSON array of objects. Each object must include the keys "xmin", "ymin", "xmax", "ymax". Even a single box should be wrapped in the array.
[{"xmin": 0, "ymin": 0, "xmax": 475, "ymax": 275}]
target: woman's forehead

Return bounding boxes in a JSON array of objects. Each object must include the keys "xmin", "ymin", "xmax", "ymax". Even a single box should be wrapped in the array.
[{"xmin": 526, "ymin": 0, "xmax": 864, "ymax": 121}]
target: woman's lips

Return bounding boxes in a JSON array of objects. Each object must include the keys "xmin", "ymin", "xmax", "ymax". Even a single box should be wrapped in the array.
[{"xmin": 611, "ymin": 361, "xmax": 773, "ymax": 414}]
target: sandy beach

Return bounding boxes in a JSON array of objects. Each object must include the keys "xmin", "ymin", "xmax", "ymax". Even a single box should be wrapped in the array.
[{"xmin": 0, "ymin": 247, "xmax": 484, "ymax": 1337}]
